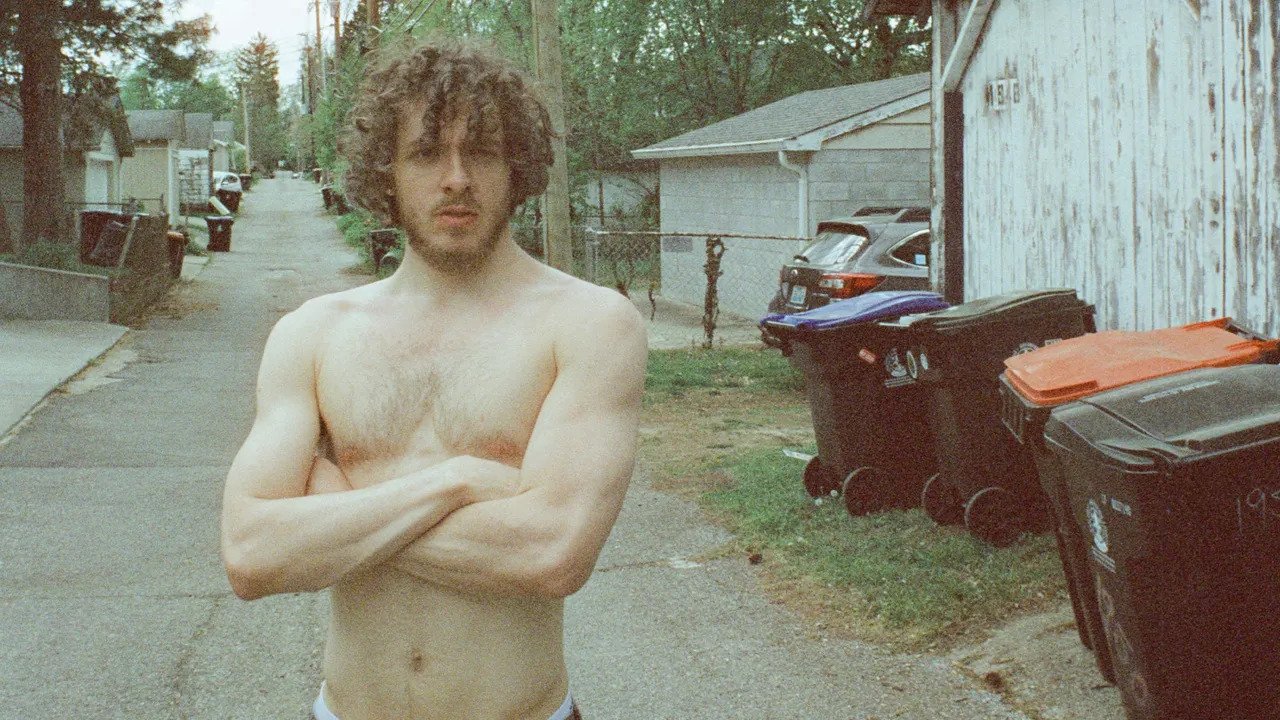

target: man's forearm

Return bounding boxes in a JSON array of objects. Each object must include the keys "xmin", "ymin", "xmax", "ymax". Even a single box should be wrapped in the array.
[
  {"xmin": 223, "ymin": 466, "xmax": 470, "ymax": 600},
  {"xmin": 388, "ymin": 490, "xmax": 572, "ymax": 598}
]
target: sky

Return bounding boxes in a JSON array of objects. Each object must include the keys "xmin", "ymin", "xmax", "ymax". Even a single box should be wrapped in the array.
[{"xmin": 175, "ymin": 0, "xmax": 351, "ymax": 88}]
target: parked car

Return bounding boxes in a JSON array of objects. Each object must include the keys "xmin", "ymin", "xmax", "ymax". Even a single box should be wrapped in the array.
[
  {"xmin": 766, "ymin": 206, "xmax": 932, "ymax": 316},
  {"xmin": 211, "ymin": 171, "xmax": 243, "ymax": 212}
]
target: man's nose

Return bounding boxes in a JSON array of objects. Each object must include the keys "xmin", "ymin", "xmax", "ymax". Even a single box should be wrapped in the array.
[{"xmin": 440, "ymin": 151, "xmax": 471, "ymax": 194}]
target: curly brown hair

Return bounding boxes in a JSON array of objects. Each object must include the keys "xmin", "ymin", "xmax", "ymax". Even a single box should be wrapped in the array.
[{"xmin": 340, "ymin": 38, "xmax": 555, "ymax": 225}]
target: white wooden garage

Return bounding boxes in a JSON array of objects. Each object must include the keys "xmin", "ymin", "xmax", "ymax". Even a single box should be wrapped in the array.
[{"xmin": 868, "ymin": 0, "xmax": 1280, "ymax": 336}]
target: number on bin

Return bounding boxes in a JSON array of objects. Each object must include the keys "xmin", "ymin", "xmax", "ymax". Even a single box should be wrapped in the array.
[{"xmin": 1236, "ymin": 487, "xmax": 1280, "ymax": 533}]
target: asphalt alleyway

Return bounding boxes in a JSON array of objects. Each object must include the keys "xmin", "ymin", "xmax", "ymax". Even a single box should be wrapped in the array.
[{"xmin": 0, "ymin": 178, "xmax": 1029, "ymax": 719}]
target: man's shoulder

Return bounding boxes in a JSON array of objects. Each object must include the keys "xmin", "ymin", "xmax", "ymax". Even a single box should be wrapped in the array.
[
  {"xmin": 271, "ymin": 286, "xmax": 370, "ymax": 343},
  {"xmin": 541, "ymin": 272, "xmax": 644, "ymax": 330}
]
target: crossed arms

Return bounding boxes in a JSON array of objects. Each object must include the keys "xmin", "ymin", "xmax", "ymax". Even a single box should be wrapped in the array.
[{"xmin": 219, "ymin": 292, "xmax": 647, "ymax": 601}]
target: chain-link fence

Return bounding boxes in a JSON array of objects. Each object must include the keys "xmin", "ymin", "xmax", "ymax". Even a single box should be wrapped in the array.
[{"xmin": 584, "ymin": 229, "xmax": 807, "ymax": 348}]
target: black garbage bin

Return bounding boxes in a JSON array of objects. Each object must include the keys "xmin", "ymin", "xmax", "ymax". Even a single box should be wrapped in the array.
[
  {"xmin": 889, "ymin": 288, "xmax": 1095, "ymax": 546},
  {"xmin": 761, "ymin": 291, "xmax": 950, "ymax": 516},
  {"xmin": 79, "ymin": 210, "xmax": 128, "ymax": 263},
  {"xmin": 999, "ymin": 317, "xmax": 1279, "ymax": 684},
  {"xmin": 1044, "ymin": 364, "xmax": 1280, "ymax": 720},
  {"xmin": 216, "ymin": 188, "xmax": 241, "ymax": 213},
  {"xmin": 238, "ymin": 173, "xmax": 253, "ymax": 192},
  {"xmin": 368, "ymin": 229, "xmax": 399, "ymax": 268},
  {"xmin": 205, "ymin": 215, "xmax": 235, "ymax": 252},
  {"xmin": 321, "ymin": 185, "xmax": 334, "ymax": 210}
]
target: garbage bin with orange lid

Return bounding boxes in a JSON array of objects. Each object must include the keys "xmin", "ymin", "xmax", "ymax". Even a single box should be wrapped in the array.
[{"xmin": 998, "ymin": 317, "xmax": 1279, "ymax": 686}]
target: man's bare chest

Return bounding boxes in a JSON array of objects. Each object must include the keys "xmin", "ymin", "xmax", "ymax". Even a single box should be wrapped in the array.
[{"xmin": 315, "ymin": 316, "xmax": 555, "ymax": 468}]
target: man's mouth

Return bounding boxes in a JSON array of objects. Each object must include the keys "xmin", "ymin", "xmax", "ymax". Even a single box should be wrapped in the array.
[{"xmin": 435, "ymin": 206, "xmax": 478, "ymax": 227}]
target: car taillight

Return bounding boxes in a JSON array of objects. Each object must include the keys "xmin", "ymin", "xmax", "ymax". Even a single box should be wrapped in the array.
[{"xmin": 818, "ymin": 273, "xmax": 883, "ymax": 298}]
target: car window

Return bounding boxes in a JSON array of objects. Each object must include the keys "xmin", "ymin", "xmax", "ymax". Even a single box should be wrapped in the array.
[
  {"xmin": 799, "ymin": 229, "xmax": 870, "ymax": 265},
  {"xmin": 889, "ymin": 231, "xmax": 930, "ymax": 267}
]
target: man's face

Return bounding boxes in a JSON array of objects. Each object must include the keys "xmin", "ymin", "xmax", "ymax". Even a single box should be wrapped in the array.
[{"xmin": 391, "ymin": 100, "xmax": 513, "ymax": 273}]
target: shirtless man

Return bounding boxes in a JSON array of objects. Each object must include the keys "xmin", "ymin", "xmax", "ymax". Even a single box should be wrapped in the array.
[{"xmin": 219, "ymin": 40, "xmax": 646, "ymax": 720}]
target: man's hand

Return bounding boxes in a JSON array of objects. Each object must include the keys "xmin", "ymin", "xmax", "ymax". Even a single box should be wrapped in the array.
[
  {"xmin": 444, "ymin": 456, "xmax": 523, "ymax": 503},
  {"xmin": 307, "ymin": 456, "xmax": 353, "ymax": 495},
  {"xmin": 305, "ymin": 454, "xmax": 518, "ymax": 503}
]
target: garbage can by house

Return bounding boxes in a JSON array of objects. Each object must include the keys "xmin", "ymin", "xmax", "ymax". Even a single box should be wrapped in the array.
[
  {"xmin": 886, "ymin": 288, "xmax": 1095, "ymax": 546},
  {"xmin": 215, "ymin": 188, "xmax": 241, "ymax": 213},
  {"xmin": 79, "ymin": 210, "xmax": 129, "ymax": 263},
  {"xmin": 761, "ymin": 291, "xmax": 950, "ymax": 516},
  {"xmin": 321, "ymin": 185, "xmax": 334, "ymax": 210},
  {"xmin": 166, "ymin": 230, "xmax": 187, "ymax": 279},
  {"xmin": 998, "ymin": 317, "xmax": 1279, "ymax": 685},
  {"xmin": 1043, "ymin": 364, "xmax": 1280, "ymax": 719},
  {"xmin": 238, "ymin": 173, "xmax": 253, "ymax": 192},
  {"xmin": 205, "ymin": 215, "xmax": 235, "ymax": 252},
  {"xmin": 368, "ymin": 229, "xmax": 399, "ymax": 270}
]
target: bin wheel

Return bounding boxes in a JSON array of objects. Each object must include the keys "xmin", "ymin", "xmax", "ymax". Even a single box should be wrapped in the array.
[
  {"xmin": 964, "ymin": 486, "xmax": 1024, "ymax": 547},
  {"xmin": 922, "ymin": 473, "xmax": 964, "ymax": 526},
  {"xmin": 377, "ymin": 253, "xmax": 401, "ymax": 279},
  {"xmin": 842, "ymin": 467, "xmax": 883, "ymax": 517},
  {"xmin": 802, "ymin": 457, "xmax": 837, "ymax": 498}
]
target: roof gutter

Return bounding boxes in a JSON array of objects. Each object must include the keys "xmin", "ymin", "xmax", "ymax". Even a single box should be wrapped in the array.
[
  {"xmin": 776, "ymin": 150, "xmax": 810, "ymax": 238},
  {"xmin": 632, "ymin": 137, "xmax": 784, "ymax": 160}
]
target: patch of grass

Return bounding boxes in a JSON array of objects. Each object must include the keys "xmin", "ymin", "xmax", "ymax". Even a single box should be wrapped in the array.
[
  {"xmin": 640, "ymin": 346, "xmax": 1068, "ymax": 653},
  {"xmin": 701, "ymin": 445, "xmax": 1066, "ymax": 650},
  {"xmin": 337, "ymin": 209, "xmax": 378, "ymax": 250},
  {"xmin": 645, "ymin": 347, "xmax": 805, "ymax": 400}
]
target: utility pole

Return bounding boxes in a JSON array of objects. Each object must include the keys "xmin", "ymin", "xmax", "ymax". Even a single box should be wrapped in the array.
[
  {"xmin": 531, "ymin": 0, "xmax": 572, "ymax": 273},
  {"xmin": 330, "ymin": 0, "xmax": 341, "ymax": 57},
  {"xmin": 314, "ymin": 0, "xmax": 327, "ymax": 94},
  {"xmin": 242, "ymin": 86, "xmax": 252, "ymax": 173},
  {"xmin": 368, "ymin": 0, "xmax": 379, "ymax": 46}
]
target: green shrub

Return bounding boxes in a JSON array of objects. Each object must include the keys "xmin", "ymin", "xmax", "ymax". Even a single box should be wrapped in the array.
[{"xmin": 0, "ymin": 240, "xmax": 116, "ymax": 276}]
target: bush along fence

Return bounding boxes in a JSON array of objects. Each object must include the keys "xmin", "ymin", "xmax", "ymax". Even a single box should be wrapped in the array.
[{"xmin": 585, "ymin": 229, "xmax": 807, "ymax": 348}]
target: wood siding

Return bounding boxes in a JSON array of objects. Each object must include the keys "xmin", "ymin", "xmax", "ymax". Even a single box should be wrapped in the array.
[{"xmin": 958, "ymin": 0, "xmax": 1278, "ymax": 335}]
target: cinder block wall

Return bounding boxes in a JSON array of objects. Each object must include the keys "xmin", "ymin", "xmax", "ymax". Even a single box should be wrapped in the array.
[
  {"xmin": 657, "ymin": 148, "xmax": 929, "ymax": 320},
  {"xmin": 807, "ymin": 149, "xmax": 931, "ymax": 221},
  {"xmin": 658, "ymin": 155, "xmax": 806, "ymax": 319}
]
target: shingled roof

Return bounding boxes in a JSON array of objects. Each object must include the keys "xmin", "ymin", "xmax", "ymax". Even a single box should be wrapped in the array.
[
  {"xmin": 633, "ymin": 72, "xmax": 929, "ymax": 160},
  {"xmin": 182, "ymin": 112, "xmax": 213, "ymax": 149},
  {"xmin": 127, "ymin": 109, "xmax": 186, "ymax": 143},
  {"xmin": 3, "ymin": 96, "xmax": 134, "ymax": 156}
]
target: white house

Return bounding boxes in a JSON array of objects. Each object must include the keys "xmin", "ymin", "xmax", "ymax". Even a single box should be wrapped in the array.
[
  {"xmin": 0, "ymin": 96, "xmax": 134, "ymax": 248},
  {"xmin": 632, "ymin": 73, "xmax": 932, "ymax": 319},
  {"xmin": 867, "ymin": 0, "xmax": 1280, "ymax": 337}
]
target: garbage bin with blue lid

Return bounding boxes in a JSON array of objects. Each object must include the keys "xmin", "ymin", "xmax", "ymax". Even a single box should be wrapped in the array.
[
  {"xmin": 882, "ymin": 288, "xmax": 1095, "ymax": 545},
  {"xmin": 761, "ymin": 290, "xmax": 950, "ymax": 516},
  {"xmin": 205, "ymin": 215, "xmax": 235, "ymax": 252},
  {"xmin": 1044, "ymin": 364, "xmax": 1280, "ymax": 719}
]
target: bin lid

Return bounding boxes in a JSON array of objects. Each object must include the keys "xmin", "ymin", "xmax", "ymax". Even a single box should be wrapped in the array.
[
  {"xmin": 902, "ymin": 288, "xmax": 1086, "ymax": 332},
  {"xmin": 1005, "ymin": 317, "xmax": 1280, "ymax": 406},
  {"xmin": 1046, "ymin": 365, "xmax": 1280, "ymax": 469},
  {"xmin": 760, "ymin": 290, "xmax": 948, "ymax": 332}
]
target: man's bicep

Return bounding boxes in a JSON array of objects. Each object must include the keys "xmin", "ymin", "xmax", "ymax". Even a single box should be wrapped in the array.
[
  {"xmin": 224, "ymin": 310, "xmax": 322, "ymax": 507},
  {"xmin": 521, "ymin": 296, "xmax": 646, "ymax": 544}
]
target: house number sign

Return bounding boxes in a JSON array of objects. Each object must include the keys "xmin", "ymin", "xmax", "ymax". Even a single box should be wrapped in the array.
[{"xmin": 986, "ymin": 77, "xmax": 1021, "ymax": 111}]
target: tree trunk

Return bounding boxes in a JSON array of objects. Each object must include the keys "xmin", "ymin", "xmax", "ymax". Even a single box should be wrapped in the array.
[{"xmin": 18, "ymin": 0, "xmax": 66, "ymax": 251}]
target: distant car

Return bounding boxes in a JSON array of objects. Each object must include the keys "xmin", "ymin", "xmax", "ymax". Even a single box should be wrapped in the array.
[
  {"xmin": 211, "ymin": 171, "xmax": 243, "ymax": 212},
  {"xmin": 766, "ymin": 206, "xmax": 932, "ymax": 316},
  {"xmin": 291, "ymin": 171, "xmax": 301, "ymax": 179}
]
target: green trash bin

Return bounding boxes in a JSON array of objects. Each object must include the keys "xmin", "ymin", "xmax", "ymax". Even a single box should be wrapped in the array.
[{"xmin": 1044, "ymin": 364, "xmax": 1280, "ymax": 720}]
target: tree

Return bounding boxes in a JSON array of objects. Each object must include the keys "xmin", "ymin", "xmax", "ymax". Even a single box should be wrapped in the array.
[
  {"xmin": 0, "ymin": 0, "xmax": 212, "ymax": 250},
  {"xmin": 120, "ymin": 64, "xmax": 237, "ymax": 117},
  {"xmin": 234, "ymin": 34, "xmax": 286, "ymax": 171}
]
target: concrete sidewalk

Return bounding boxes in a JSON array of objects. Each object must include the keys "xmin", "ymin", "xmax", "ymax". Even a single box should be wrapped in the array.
[{"xmin": 0, "ymin": 320, "xmax": 127, "ymax": 439}]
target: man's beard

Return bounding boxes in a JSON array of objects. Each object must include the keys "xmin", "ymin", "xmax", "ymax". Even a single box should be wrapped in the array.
[{"xmin": 404, "ymin": 216, "xmax": 507, "ymax": 275}]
